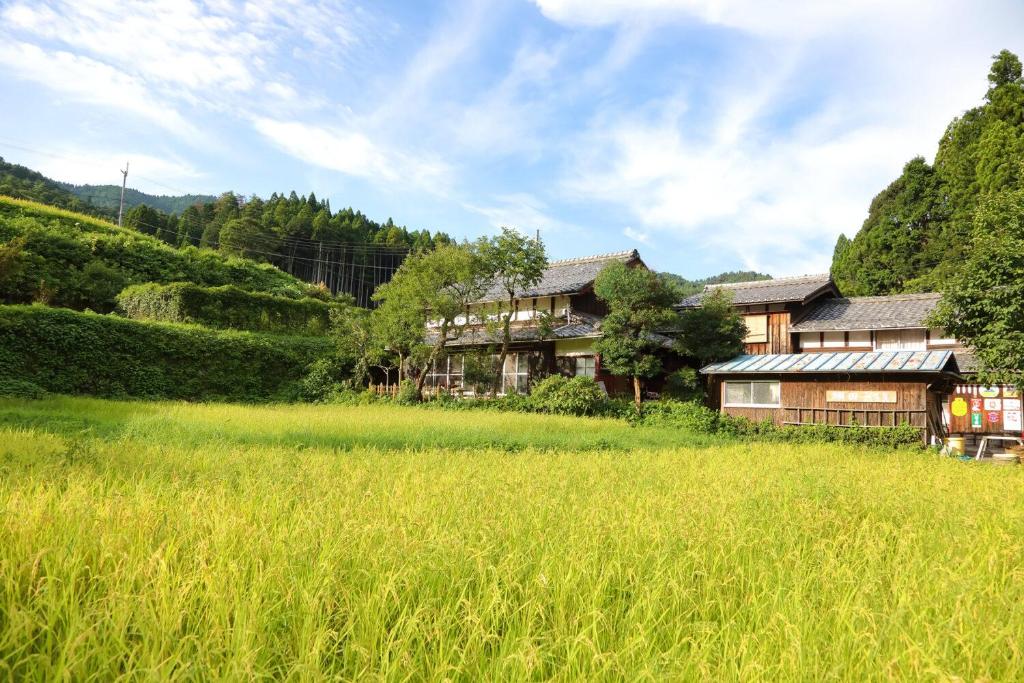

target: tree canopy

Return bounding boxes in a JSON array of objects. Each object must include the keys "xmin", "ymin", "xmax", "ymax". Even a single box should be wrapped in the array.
[{"xmin": 831, "ymin": 49, "xmax": 1024, "ymax": 295}]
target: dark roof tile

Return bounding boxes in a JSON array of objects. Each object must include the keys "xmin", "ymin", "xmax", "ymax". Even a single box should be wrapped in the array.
[
  {"xmin": 678, "ymin": 274, "xmax": 834, "ymax": 307},
  {"xmin": 790, "ymin": 293, "xmax": 941, "ymax": 332}
]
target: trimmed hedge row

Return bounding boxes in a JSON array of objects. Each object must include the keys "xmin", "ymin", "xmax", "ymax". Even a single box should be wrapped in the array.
[
  {"xmin": 0, "ymin": 305, "xmax": 331, "ymax": 401},
  {"xmin": 117, "ymin": 282, "xmax": 338, "ymax": 335}
]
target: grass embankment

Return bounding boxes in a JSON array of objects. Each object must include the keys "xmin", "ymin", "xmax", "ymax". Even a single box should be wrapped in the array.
[{"xmin": 2, "ymin": 397, "xmax": 1023, "ymax": 680}]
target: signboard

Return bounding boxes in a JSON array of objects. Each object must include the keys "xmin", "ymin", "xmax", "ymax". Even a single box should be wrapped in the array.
[
  {"xmin": 972, "ymin": 413, "xmax": 983, "ymax": 428},
  {"xmin": 971, "ymin": 398, "xmax": 984, "ymax": 412},
  {"xmin": 980, "ymin": 386, "xmax": 1001, "ymax": 398},
  {"xmin": 951, "ymin": 397, "xmax": 968, "ymax": 417},
  {"xmin": 1004, "ymin": 399, "xmax": 1021, "ymax": 411},
  {"xmin": 1006, "ymin": 388, "xmax": 1020, "ymax": 399},
  {"xmin": 984, "ymin": 398, "xmax": 1003, "ymax": 411},
  {"xmin": 988, "ymin": 411, "xmax": 1001, "ymax": 424},
  {"xmin": 826, "ymin": 390, "xmax": 897, "ymax": 404},
  {"xmin": 1006, "ymin": 410, "xmax": 1023, "ymax": 432}
]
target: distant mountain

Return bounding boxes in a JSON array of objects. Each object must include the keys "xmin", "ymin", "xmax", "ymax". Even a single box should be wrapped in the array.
[
  {"xmin": 660, "ymin": 270, "xmax": 772, "ymax": 298},
  {"xmin": 60, "ymin": 184, "xmax": 216, "ymax": 215},
  {"xmin": 0, "ymin": 156, "xmax": 113, "ymax": 218}
]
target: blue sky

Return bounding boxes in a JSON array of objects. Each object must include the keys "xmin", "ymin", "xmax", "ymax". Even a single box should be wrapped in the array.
[{"xmin": 1, "ymin": 0, "xmax": 1022, "ymax": 278}]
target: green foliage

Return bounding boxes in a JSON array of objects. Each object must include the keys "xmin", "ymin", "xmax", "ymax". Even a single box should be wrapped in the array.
[
  {"xmin": 474, "ymin": 227, "xmax": 548, "ymax": 395},
  {"xmin": 661, "ymin": 367, "xmax": 703, "ymax": 401},
  {"xmin": 659, "ymin": 270, "xmax": 772, "ymax": 298},
  {"xmin": 931, "ymin": 188, "xmax": 1024, "ymax": 385},
  {"xmin": 0, "ymin": 378, "xmax": 47, "ymax": 399},
  {"xmin": 116, "ymin": 282, "xmax": 338, "ymax": 334},
  {"xmin": 832, "ymin": 50, "xmax": 1024, "ymax": 294},
  {"xmin": 0, "ymin": 305, "xmax": 330, "ymax": 401},
  {"xmin": 62, "ymin": 183, "xmax": 215, "ymax": 215},
  {"xmin": 594, "ymin": 262, "xmax": 679, "ymax": 408},
  {"xmin": 395, "ymin": 379, "xmax": 420, "ymax": 405},
  {"xmin": 0, "ymin": 197, "xmax": 317, "ymax": 312},
  {"xmin": 298, "ymin": 356, "xmax": 350, "ymax": 403},
  {"xmin": 675, "ymin": 288, "xmax": 746, "ymax": 366},
  {"xmin": 0, "ymin": 157, "xmax": 111, "ymax": 218},
  {"xmin": 529, "ymin": 375, "xmax": 607, "ymax": 416}
]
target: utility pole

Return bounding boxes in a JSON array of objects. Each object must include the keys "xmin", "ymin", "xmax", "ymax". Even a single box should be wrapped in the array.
[{"xmin": 117, "ymin": 161, "xmax": 129, "ymax": 227}]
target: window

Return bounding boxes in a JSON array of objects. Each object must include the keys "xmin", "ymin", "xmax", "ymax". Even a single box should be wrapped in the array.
[
  {"xmin": 724, "ymin": 380, "xmax": 781, "ymax": 407},
  {"xmin": 503, "ymin": 353, "xmax": 530, "ymax": 394},
  {"xmin": 425, "ymin": 354, "xmax": 463, "ymax": 389},
  {"xmin": 743, "ymin": 314, "xmax": 769, "ymax": 343},
  {"xmin": 575, "ymin": 356, "xmax": 596, "ymax": 378},
  {"xmin": 874, "ymin": 329, "xmax": 926, "ymax": 351}
]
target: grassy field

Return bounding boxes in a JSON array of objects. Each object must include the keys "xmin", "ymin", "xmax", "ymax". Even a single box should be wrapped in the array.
[{"xmin": 2, "ymin": 398, "xmax": 1024, "ymax": 680}]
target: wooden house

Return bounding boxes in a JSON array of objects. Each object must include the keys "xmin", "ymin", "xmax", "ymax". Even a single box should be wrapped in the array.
[
  {"xmin": 677, "ymin": 275, "xmax": 838, "ymax": 354},
  {"xmin": 696, "ymin": 285, "xmax": 979, "ymax": 443},
  {"xmin": 423, "ymin": 250, "xmax": 674, "ymax": 396}
]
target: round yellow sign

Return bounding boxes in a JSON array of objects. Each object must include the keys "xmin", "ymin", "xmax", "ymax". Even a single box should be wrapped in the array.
[{"xmin": 951, "ymin": 397, "xmax": 968, "ymax": 417}]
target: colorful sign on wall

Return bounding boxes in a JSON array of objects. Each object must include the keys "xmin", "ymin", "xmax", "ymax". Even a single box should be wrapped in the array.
[
  {"xmin": 951, "ymin": 397, "xmax": 968, "ymax": 417},
  {"xmin": 1006, "ymin": 411, "xmax": 1023, "ymax": 432}
]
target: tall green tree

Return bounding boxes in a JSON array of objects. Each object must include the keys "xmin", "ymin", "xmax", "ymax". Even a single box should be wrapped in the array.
[
  {"xmin": 674, "ymin": 289, "xmax": 747, "ymax": 368},
  {"xmin": 474, "ymin": 227, "xmax": 547, "ymax": 396},
  {"xmin": 371, "ymin": 243, "xmax": 486, "ymax": 400},
  {"xmin": 593, "ymin": 262, "xmax": 678, "ymax": 411},
  {"xmin": 219, "ymin": 217, "xmax": 279, "ymax": 261},
  {"xmin": 931, "ymin": 187, "xmax": 1024, "ymax": 386}
]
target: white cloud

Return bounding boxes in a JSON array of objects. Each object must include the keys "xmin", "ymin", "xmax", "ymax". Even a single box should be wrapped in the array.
[
  {"xmin": 463, "ymin": 193, "xmax": 582, "ymax": 239},
  {"xmin": 16, "ymin": 147, "xmax": 207, "ymax": 195},
  {"xmin": 623, "ymin": 226, "xmax": 652, "ymax": 245},
  {"xmin": 0, "ymin": 41, "xmax": 198, "ymax": 138},
  {"xmin": 252, "ymin": 117, "xmax": 451, "ymax": 192}
]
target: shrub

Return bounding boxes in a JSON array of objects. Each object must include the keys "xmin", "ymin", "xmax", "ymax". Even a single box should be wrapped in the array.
[
  {"xmin": 395, "ymin": 380, "xmax": 420, "ymax": 405},
  {"xmin": 117, "ymin": 282, "xmax": 339, "ymax": 335},
  {"xmin": 0, "ymin": 305, "xmax": 330, "ymax": 401},
  {"xmin": 299, "ymin": 357, "xmax": 348, "ymax": 403},
  {"xmin": 638, "ymin": 400, "xmax": 722, "ymax": 432},
  {"xmin": 529, "ymin": 375, "xmax": 607, "ymax": 416},
  {"xmin": 0, "ymin": 378, "xmax": 47, "ymax": 399},
  {"xmin": 661, "ymin": 368, "xmax": 703, "ymax": 401}
]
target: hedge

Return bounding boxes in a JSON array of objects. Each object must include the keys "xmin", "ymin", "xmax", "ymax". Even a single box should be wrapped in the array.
[
  {"xmin": 0, "ymin": 305, "xmax": 331, "ymax": 401},
  {"xmin": 117, "ymin": 282, "xmax": 338, "ymax": 335}
]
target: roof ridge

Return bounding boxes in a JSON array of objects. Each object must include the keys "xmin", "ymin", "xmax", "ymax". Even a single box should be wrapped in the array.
[
  {"xmin": 707, "ymin": 273, "xmax": 829, "ymax": 290},
  {"xmin": 830, "ymin": 292, "xmax": 942, "ymax": 303},
  {"xmin": 547, "ymin": 249, "xmax": 639, "ymax": 267}
]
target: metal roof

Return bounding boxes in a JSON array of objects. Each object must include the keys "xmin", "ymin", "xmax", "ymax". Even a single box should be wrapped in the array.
[
  {"xmin": 678, "ymin": 274, "xmax": 835, "ymax": 308},
  {"xmin": 790, "ymin": 293, "xmax": 942, "ymax": 332},
  {"xmin": 701, "ymin": 350, "xmax": 954, "ymax": 375},
  {"xmin": 477, "ymin": 250, "xmax": 641, "ymax": 303}
]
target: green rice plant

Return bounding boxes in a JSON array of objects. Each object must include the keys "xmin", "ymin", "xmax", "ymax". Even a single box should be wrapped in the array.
[{"xmin": 0, "ymin": 397, "xmax": 1022, "ymax": 680}]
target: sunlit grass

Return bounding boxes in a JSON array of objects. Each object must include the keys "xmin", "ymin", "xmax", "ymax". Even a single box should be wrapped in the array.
[
  {"xmin": 0, "ymin": 195, "xmax": 119, "ymax": 232},
  {"xmin": 1, "ymin": 397, "xmax": 1023, "ymax": 679}
]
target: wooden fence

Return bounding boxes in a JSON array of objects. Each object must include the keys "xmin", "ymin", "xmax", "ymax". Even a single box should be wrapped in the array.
[{"xmin": 782, "ymin": 406, "xmax": 926, "ymax": 430}]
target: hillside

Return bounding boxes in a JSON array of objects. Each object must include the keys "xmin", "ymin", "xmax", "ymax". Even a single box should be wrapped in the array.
[
  {"xmin": 831, "ymin": 50, "xmax": 1024, "ymax": 295},
  {"xmin": 0, "ymin": 157, "xmax": 112, "ymax": 219},
  {"xmin": 61, "ymin": 183, "xmax": 215, "ymax": 215},
  {"xmin": 660, "ymin": 270, "xmax": 772, "ymax": 297},
  {"xmin": 0, "ymin": 196, "xmax": 320, "ymax": 313}
]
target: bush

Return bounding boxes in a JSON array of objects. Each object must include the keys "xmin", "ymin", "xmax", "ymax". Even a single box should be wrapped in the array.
[
  {"xmin": 661, "ymin": 368, "xmax": 703, "ymax": 401},
  {"xmin": 395, "ymin": 380, "xmax": 420, "ymax": 405},
  {"xmin": 0, "ymin": 378, "xmax": 47, "ymax": 399},
  {"xmin": 529, "ymin": 375, "xmax": 607, "ymax": 416},
  {"xmin": 298, "ymin": 357, "xmax": 350, "ymax": 402},
  {"xmin": 0, "ymin": 305, "xmax": 330, "ymax": 401},
  {"xmin": 117, "ymin": 282, "xmax": 339, "ymax": 335},
  {"xmin": 638, "ymin": 400, "xmax": 722, "ymax": 432}
]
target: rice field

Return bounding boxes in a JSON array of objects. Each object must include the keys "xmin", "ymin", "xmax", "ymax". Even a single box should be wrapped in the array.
[{"xmin": 2, "ymin": 397, "xmax": 1024, "ymax": 680}]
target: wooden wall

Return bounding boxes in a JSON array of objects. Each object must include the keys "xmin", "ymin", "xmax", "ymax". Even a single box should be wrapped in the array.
[
  {"xmin": 719, "ymin": 376, "xmax": 931, "ymax": 430},
  {"xmin": 743, "ymin": 312, "xmax": 792, "ymax": 355}
]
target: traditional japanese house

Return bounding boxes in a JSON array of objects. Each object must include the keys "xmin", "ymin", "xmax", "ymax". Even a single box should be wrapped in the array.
[
  {"xmin": 696, "ymin": 286, "xmax": 981, "ymax": 443},
  {"xmin": 423, "ymin": 249, "xmax": 674, "ymax": 396},
  {"xmin": 677, "ymin": 274, "xmax": 838, "ymax": 354}
]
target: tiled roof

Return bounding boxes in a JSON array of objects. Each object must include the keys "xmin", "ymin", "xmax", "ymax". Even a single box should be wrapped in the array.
[
  {"xmin": 701, "ymin": 350, "xmax": 954, "ymax": 375},
  {"xmin": 952, "ymin": 350, "xmax": 980, "ymax": 374},
  {"xmin": 790, "ymin": 293, "xmax": 942, "ymax": 332},
  {"xmin": 677, "ymin": 274, "xmax": 834, "ymax": 308},
  {"xmin": 439, "ymin": 310, "xmax": 673, "ymax": 349},
  {"xmin": 477, "ymin": 250, "xmax": 640, "ymax": 303}
]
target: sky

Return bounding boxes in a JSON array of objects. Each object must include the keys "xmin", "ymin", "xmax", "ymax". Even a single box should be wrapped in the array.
[{"xmin": 1, "ymin": 0, "xmax": 1022, "ymax": 279}]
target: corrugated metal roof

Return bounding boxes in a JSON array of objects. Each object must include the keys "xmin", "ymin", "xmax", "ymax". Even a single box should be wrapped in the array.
[
  {"xmin": 477, "ymin": 250, "xmax": 640, "ymax": 303},
  {"xmin": 790, "ymin": 293, "xmax": 942, "ymax": 332},
  {"xmin": 701, "ymin": 350, "xmax": 954, "ymax": 375},
  {"xmin": 677, "ymin": 274, "xmax": 834, "ymax": 308}
]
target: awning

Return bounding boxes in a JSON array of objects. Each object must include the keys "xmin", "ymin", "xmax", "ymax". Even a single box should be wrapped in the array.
[{"xmin": 701, "ymin": 350, "xmax": 954, "ymax": 375}]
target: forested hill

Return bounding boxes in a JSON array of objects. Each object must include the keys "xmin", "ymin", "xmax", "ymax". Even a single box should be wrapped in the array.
[
  {"xmin": 0, "ymin": 157, "xmax": 112, "ymax": 219},
  {"xmin": 831, "ymin": 50, "xmax": 1024, "ymax": 296},
  {"xmin": 660, "ymin": 270, "xmax": 772, "ymax": 297},
  {"xmin": 60, "ymin": 183, "xmax": 215, "ymax": 215}
]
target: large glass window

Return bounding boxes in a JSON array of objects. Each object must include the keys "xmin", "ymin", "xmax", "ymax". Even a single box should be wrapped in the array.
[
  {"xmin": 503, "ymin": 353, "xmax": 530, "ymax": 394},
  {"xmin": 724, "ymin": 380, "xmax": 781, "ymax": 407},
  {"xmin": 575, "ymin": 356, "xmax": 596, "ymax": 378}
]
